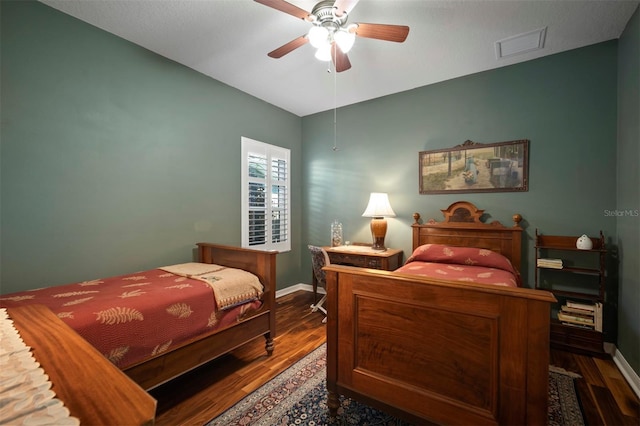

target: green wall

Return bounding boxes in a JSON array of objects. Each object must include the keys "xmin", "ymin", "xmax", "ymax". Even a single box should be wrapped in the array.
[
  {"xmin": 0, "ymin": 1, "xmax": 303, "ymax": 293},
  {"xmin": 616, "ymin": 6, "xmax": 640, "ymax": 376}
]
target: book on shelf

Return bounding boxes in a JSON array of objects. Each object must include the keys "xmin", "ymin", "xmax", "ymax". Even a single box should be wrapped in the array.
[
  {"xmin": 561, "ymin": 305, "xmax": 594, "ymax": 315},
  {"xmin": 561, "ymin": 321, "xmax": 595, "ymax": 330},
  {"xmin": 558, "ymin": 301, "xmax": 603, "ymax": 332},
  {"xmin": 560, "ymin": 307, "xmax": 594, "ymax": 320},
  {"xmin": 594, "ymin": 302, "xmax": 603, "ymax": 332},
  {"xmin": 566, "ymin": 300, "xmax": 596, "ymax": 311},
  {"xmin": 558, "ymin": 312, "xmax": 594, "ymax": 325},
  {"xmin": 537, "ymin": 258, "xmax": 563, "ymax": 269}
]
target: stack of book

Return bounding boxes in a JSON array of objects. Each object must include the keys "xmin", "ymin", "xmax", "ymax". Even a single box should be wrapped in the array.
[
  {"xmin": 557, "ymin": 300, "xmax": 603, "ymax": 332},
  {"xmin": 537, "ymin": 258, "xmax": 563, "ymax": 269}
]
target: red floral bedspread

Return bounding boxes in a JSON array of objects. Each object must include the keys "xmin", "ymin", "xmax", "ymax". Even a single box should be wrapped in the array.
[
  {"xmin": 395, "ymin": 244, "xmax": 520, "ymax": 287},
  {"xmin": 0, "ymin": 267, "xmax": 263, "ymax": 369}
]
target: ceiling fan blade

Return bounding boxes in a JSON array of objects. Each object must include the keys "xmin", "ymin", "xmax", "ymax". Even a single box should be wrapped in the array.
[
  {"xmin": 254, "ymin": 0, "xmax": 310, "ymax": 20},
  {"xmin": 268, "ymin": 35, "xmax": 309, "ymax": 58},
  {"xmin": 331, "ymin": 43, "xmax": 352, "ymax": 73},
  {"xmin": 333, "ymin": 0, "xmax": 359, "ymax": 17},
  {"xmin": 354, "ymin": 23, "xmax": 410, "ymax": 43}
]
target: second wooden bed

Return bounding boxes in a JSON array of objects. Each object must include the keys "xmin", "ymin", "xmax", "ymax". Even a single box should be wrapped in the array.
[
  {"xmin": 0, "ymin": 243, "xmax": 278, "ymax": 391},
  {"xmin": 125, "ymin": 243, "xmax": 278, "ymax": 390},
  {"xmin": 325, "ymin": 201, "xmax": 556, "ymax": 425}
]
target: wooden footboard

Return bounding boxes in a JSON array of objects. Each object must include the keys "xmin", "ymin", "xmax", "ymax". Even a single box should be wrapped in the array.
[
  {"xmin": 325, "ymin": 265, "xmax": 555, "ymax": 425},
  {"xmin": 124, "ymin": 243, "xmax": 278, "ymax": 390}
]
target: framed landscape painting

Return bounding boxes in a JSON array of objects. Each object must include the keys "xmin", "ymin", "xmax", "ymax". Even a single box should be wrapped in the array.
[{"xmin": 419, "ymin": 139, "xmax": 529, "ymax": 194}]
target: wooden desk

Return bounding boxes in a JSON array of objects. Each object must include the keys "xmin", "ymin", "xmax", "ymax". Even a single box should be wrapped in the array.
[
  {"xmin": 7, "ymin": 304, "xmax": 156, "ymax": 426},
  {"xmin": 313, "ymin": 245, "xmax": 404, "ymax": 298}
]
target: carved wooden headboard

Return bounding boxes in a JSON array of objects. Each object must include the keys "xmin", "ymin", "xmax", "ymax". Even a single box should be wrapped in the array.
[{"xmin": 411, "ymin": 201, "xmax": 524, "ymax": 274}]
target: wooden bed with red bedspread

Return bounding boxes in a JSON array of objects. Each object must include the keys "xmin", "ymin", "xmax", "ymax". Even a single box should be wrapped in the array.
[
  {"xmin": 325, "ymin": 201, "xmax": 556, "ymax": 425},
  {"xmin": 0, "ymin": 243, "xmax": 277, "ymax": 391}
]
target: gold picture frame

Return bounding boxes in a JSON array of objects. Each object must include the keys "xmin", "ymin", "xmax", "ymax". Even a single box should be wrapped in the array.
[{"xmin": 419, "ymin": 139, "xmax": 529, "ymax": 194}]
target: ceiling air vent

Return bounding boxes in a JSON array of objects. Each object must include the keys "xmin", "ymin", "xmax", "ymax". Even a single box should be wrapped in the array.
[{"xmin": 495, "ymin": 27, "xmax": 547, "ymax": 59}]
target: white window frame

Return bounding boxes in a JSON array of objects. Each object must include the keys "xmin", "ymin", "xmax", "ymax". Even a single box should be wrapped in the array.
[{"xmin": 241, "ymin": 137, "xmax": 291, "ymax": 252}]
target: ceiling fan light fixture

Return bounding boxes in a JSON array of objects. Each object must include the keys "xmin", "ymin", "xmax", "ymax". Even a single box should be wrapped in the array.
[
  {"xmin": 256, "ymin": 0, "xmax": 410, "ymax": 72},
  {"xmin": 334, "ymin": 29, "xmax": 355, "ymax": 53},
  {"xmin": 308, "ymin": 25, "xmax": 329, "ymax": 48},
  {"xmin": 315, "ymin": 43, "xmax": 332, "ymax": 61}
]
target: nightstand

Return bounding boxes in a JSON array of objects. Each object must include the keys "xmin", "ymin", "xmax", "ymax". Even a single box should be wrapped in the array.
[
  {"xmin": 312, "ymin": 245, "xmax": 404, "ymax": 299},
  {"xmin": 324, "ymin": 245, "xmax": 404, "ymax": 270}
]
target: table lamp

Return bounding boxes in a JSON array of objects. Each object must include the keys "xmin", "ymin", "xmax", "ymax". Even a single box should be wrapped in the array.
[{"xmin": 362, "ymin": 192, "xmax": 396, "ymax": 250}]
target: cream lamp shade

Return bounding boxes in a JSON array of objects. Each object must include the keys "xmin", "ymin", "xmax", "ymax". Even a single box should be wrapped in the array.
[{"xmin": 362, "ymin": 193, "xmax": 396, "ymax": 250}]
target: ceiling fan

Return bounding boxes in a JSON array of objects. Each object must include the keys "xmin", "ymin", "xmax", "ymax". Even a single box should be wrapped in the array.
[{"xmin": 255, "ymin": 0, "xmax": 410, "ymax": 72}]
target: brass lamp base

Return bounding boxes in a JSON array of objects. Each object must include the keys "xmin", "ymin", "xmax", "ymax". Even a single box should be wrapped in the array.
[{"xmin": 370, "ymin": 217, "xmax": 388, "ymax": 251}]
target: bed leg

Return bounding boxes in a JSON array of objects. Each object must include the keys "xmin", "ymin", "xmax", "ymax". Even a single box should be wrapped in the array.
[
  {"xmin": 264, "ymin": 335, "xmax": 274, "ymax": 355},
  {"xmin": 327, "ymin": 390, "xmax": 339, "ymax": 417}
]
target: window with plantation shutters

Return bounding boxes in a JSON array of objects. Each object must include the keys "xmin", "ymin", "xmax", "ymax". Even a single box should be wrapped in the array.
[{"xmin": 241, "ymin": 137, "xmax": 290, "ymax": 252}]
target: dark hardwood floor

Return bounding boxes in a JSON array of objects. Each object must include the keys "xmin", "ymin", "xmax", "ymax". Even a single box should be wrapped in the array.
[
  {"xmin": 550, "ymin": 347, "xmax": 640, "ymax": 425},
  {"xmin": 151, "ymin": 290, "xmax": 640, "ymax": 426}
]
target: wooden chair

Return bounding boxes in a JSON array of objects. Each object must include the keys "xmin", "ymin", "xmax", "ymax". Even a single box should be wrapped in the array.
[{"xmin": 308, "ymin": 245, "xmax": 330, "ymax": 323}]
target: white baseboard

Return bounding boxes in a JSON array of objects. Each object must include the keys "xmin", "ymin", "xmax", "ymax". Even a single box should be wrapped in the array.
[
  {"xmin": 275, "ymin": 283, "xmax": 310, "ymax": 298},
  {"xmin": 276, "ymin": 286, "xmax": 640, "ymax": 399},
  {"xmin": 612, "ymin": 345, "xmax": 640, "ymax": 399},
  {"xmin": 275, "ymin": 283, "xmax": 322, "ymax": 299}
]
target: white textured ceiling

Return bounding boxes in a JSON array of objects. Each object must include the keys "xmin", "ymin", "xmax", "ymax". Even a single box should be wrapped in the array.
[{"xmin": 40, "ymin": 0, "xmax": 639, "ymax": 117}]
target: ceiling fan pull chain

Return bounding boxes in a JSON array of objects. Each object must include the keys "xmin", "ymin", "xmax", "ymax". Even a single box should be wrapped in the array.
[{"xmin": 333, "ymin": 43, "xmax": 339, "ymax": 152}]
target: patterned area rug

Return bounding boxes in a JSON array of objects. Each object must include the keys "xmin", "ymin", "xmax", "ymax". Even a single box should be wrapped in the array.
[{"xmin": 207, "ymin": 344, "xmax": 585, "ymax": 426}]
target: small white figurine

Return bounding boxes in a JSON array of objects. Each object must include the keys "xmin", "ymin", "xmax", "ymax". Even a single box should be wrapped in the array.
[{"xmin": 576, "ymin": 234, "xmax": 593, "ymax": 250}]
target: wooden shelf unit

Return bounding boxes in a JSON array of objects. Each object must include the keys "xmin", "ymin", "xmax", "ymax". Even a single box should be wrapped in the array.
[{"xmin": 535, "ymin": 230, "xmax": 607, "ymax": 357}]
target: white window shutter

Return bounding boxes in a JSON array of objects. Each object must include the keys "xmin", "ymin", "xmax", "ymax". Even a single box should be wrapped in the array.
[{"xmin": 241, "ymin": 137, "xmax": 290, "ymax": 251}]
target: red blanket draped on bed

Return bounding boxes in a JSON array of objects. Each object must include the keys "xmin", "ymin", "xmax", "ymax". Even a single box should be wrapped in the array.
[
  {"xmin": 395, "ymin": 243, "xmax": 521, "ymax": 287},
  {"xmin": 0, "ymin": 266, "xmax": 263, "ymax": 369}
]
